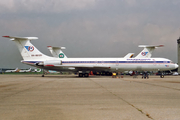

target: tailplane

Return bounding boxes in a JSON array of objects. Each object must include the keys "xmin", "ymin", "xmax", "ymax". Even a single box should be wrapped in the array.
[
  {"xmin": 135, "ymin": 45, "xmax": 164, "ymax": 58},
  {"xmin": 2, "ymin": 36, "xmax": 52, "ymax": 60}
]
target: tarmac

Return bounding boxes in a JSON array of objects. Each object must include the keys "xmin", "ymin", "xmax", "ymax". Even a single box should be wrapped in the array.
[{"xmin": 0, "ymin": 74, "xmax": 180, "ymax": 120}]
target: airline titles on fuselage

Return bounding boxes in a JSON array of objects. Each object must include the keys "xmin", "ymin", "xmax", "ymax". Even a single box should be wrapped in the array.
[
  {"xmin": 127, "ymin": 59, "xmax": 151, "ymax": 61},
  {"xmin": 31, "ymin": 54, "xmax": 42, "ymax": 57}
]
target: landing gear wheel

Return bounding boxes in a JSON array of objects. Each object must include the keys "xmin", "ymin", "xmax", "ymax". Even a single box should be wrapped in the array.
[
  {"xmin": 84, "ymin": 73, "xmax": 89, "ymax": 77},
  {"xmin": 160, "ymin": 75, "xmax": 164, "ymax": 78},
  {"xmin": 79, "ymin": 73, "xmax": 83, "ymax": 77}
]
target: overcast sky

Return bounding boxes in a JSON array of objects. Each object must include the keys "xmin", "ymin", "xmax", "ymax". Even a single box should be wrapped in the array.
[{"xmin": 0, "ymin": 0, "xmax": 180, "ymax": 68}]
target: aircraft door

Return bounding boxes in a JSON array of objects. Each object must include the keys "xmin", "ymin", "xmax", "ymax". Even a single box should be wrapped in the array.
[
  {"xmin": 102, "ymin": 60, "xmax": 104, "ymax": 65},
  {"xmin": 153, "ymin": 59, "xmax": 156, "ymax": 66},
  {"xmin": 116, "ymin": 60, "xmax": 119, "ymax": 66}
]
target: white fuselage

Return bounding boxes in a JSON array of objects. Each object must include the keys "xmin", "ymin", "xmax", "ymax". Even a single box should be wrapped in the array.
[
  {"xmin": 5, "ymin": 68, "xmax": 18, "ymax": 73},
  {"xmin": 19, "ymin": 68, "xmax": 31, "ymax": 72},
  {"xmin": 22, "ymin": 57, "xmax": 178, "ymax": 72}
]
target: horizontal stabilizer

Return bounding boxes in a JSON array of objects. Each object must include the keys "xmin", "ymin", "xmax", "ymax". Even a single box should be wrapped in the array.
[
  {"xmin": 135, "ymin": 45, "xmax": 164, "ymax": 58},
  {"xmin": 47, "ymin": 46, "xmax": 66, "ymax": 50},
  {"xmin": 2, "ymin": 36, "xmax": 38, "ymax": 40},
  {"xmin": 138, "ymin": 45, "xmax": 164, "ymax": 48}
]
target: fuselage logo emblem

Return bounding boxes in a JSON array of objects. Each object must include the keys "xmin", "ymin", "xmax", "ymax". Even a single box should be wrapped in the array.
[
  {"xmin": 59, "ymin": 53, "xmax": 64, "ymax": 58},
  {"xmin": 25, "ymin": 46, "xmax": 34, "ymax": 52},
  {"xmin": 141, "ymin": 52, "xmax": 148, "ymax": 56}
]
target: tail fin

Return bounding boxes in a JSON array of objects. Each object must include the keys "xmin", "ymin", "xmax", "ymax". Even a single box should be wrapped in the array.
[
  {"xmin": 47, "ymin": 46, "xmax": 67, "ymax": 58},
  {"xmin": 124, "ymin": 53, "xmax": 134, "ymax": 58},
  {"xmin": 135, "ymin": 45, "xmax": 164, "ymax": 58},
  {"xmin": 15, "ymin": 68, "xmax": 19, "ymax": 71},
  {"xmin": 2, "ymin": 36, "xmax": 52, "ymax": 60},
  {"xmin": 15, "ymin": 68, "xmax": 20, "ymax": 72},
  {"xmin": 28, "ymin": 68, "xmax": 31, "ymax": 71}
]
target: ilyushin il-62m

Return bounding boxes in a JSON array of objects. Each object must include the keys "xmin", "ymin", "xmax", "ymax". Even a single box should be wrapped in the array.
[{"xmin": 2, "ymin": 36, "xmax": 178, "ymax": 78}]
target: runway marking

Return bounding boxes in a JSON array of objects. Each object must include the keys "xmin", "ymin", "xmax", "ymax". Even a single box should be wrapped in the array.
[{"xmin": 88, "ymin": 78, "xmax": 154, "ymax": 120}]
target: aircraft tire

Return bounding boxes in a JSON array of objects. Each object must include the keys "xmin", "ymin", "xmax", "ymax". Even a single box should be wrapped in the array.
[
  {"xmin": 84, "ymin": 73, "xmax": 89, "ymax": 77},
  {"xmin": 79, "ymin": 73, "xmax": 83, "ymax": 77},
  {"xmin": 160, "ymin": 75, "xmax": 164, "ymax": 78}
]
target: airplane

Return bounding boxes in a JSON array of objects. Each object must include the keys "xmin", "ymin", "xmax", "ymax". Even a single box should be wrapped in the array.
[
  {"xmin": 19, "ymin": 68, "xmax": 31, "ymax": 72},
  {"xmin": 47, "ymin": 46, "xmax": 67, "ymax": 58},
  {"xmin": 2, "ymin": 36, "xmax": 179, "ymax": 78},
  {"xmin": 5, "ymin": 67, "xmax": 19, "ymax": 73}
]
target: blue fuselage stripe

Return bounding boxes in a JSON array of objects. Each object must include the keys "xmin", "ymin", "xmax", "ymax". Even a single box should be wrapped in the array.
[
  {"xmin": 22, "ymin": 61, "xmax": 171, "ymax": 64},
  {"xmin": 62, "ymin": 61, "xmax": 170, "ymax": 64}
]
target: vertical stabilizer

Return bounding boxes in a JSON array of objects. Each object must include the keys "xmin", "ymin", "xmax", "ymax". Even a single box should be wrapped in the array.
[
  {"xmin": 2, "ymin": 36, "xmax": 52, "ymax": 60},
  {"xmin": 135, "ymin": 45, "xmax": 164, "ymax": 58},
  {"xmin": 124, "ymin": 53, "xmax": 134, "ymax": 58},
  {"xmin": 47, "ymin": 46, "xmax": 67, "ymax": 58}
]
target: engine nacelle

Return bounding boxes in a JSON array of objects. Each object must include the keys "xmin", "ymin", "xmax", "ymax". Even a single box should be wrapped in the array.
[{"xmin": 36, "ymin": 60, "xmax": 62, "ymax": 66}]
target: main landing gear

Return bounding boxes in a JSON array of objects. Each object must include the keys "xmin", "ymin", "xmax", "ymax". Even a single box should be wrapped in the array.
[
  {"xmin": 78, "ymin": 71, "xmax": 89, "ymax": 77},
  {"xmin": 78, "ymin": 73, "xmax": 89, "ymax": 77},
  {"xmin": 142, "ymin": 71, "xmax": 149, "ymax": 79}
]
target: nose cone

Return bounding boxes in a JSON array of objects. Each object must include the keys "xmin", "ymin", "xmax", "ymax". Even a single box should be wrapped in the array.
[{"xmin": 175, "ymin": 64, "xmax": 179, "ymax": 69}]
